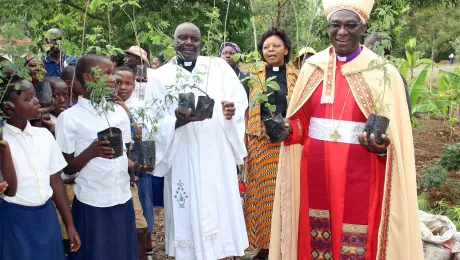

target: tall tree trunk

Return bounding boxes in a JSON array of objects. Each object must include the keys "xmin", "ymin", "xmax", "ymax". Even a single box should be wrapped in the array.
[{"xmin": 249, "ymin": 0, "xmax": 257, "ymax": 51}]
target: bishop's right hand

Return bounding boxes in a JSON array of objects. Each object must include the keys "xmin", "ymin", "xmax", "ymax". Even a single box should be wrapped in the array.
[{"xmin": 175, "ymin": 108, "xmax": 204, "ymax": 129}]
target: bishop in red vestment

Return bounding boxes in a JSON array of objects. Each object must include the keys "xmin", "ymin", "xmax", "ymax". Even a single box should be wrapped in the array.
[{"xmin": 268, "ymin": 1, "xmax": 424, "ymax": 260}]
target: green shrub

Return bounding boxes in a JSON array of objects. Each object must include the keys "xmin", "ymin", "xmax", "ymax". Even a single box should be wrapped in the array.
[
  {"xmin": 421, "ymin": 162, "xmax": 448, "ymax": 191},
  {"xmin": 439, "ymin": 143, "xmax": 460, "ymax": 172}
]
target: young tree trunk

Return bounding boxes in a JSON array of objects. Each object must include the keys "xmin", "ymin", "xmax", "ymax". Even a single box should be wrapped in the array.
[
  {"xmin": 289, "ymin": 0, "xmax": 300, "ymax": 53},
  {"xmin": 276, "ymin": 0, "xmax": 281, "ymax": 27},
  {"xmin": 81, "ymin": 0, "xmax": 91, "ymax": 50},
  {"xmin": 249, "ymin": 0, "xmax": 257, "ymax": 51}
]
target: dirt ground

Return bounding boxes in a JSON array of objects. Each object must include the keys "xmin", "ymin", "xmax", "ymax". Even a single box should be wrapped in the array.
[
  {"xmin": 150, "ymin": 115, "xmax": 459, "ymax": 259},
  {"xmin": 412, "ymin": 115, "xmax": 460, "ymax": 175}
]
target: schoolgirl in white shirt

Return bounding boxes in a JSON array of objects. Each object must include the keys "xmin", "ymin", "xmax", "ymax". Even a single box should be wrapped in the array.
[{"xmin": 0, "ymin": 76, "xmax": 80, "ymax": 259}]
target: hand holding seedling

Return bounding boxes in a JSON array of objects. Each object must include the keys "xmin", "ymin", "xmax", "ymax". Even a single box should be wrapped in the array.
[
  {"xmin": 221, "ymin": 101, "xmax": 235, "ymax": 120},
  {"xmin": 175, "ymin": 108, "xmax": 204, "ymax": 129},
  {"xmin": 128, "ymin": 160, "xmax": 154, "ymax": 174},
  {"xmin": 0, "ymin": 182, "xmax": 8, "ymax": 195},
  {"xmin": 358, "ymin": 132, "xmax": 391, "ymax": 154},
  {"xmin": 38, "ymin": 99, "xmax": 54, "ymax": 114},
  {"xmin": 87, "ymin": 139, "xmax": 114, "ymax": 159},
  {"xmin": 264, "ymin": 118, "xmax": 290, "ymax": 142},
  {"xmin": 115, "ymin": 95, "xmax": 129, "ymax": 113}
]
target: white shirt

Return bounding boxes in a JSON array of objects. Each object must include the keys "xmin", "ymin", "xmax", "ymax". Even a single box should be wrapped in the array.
[
  {"xmin": 50, "ymin": 113, "xmax": 58, "ymax": 124},
  {"xmin": 124, "ymin": 95, "xmax": 144, "ymax": 119},
  {"xmin": 3, "ymin": 122, "xmax": 67, "ymax": 206},
  {"xmin": 133, "ymin": 68, "xmax": 155, "ymax": 101},
  {"xmin": 55, "ymin": 96, "xmax": 132, "ymax": 207},
  {"xmin": 450, "ymin": 53, "xmax": 455, "ymax": 59}
]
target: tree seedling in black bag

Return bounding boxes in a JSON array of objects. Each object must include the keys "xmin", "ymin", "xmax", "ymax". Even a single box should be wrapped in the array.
[{"xmin": 87, "ymin": 66, "xmax": 123, "ymax": 158}]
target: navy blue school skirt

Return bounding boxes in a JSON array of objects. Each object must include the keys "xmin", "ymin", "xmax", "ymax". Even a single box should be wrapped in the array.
[
  {"xmin": 0, "ymin": 199, "xmax": 65, "ymax": 260},
  {"xmin": 151, "ymin": 176, "xmax": 164, "ymax": 207},
  {"xmin": 68, "ymin": 197, "xmax": 138, "ymax": 260},
  {"xmin": 135, "ymin": 172, "xmax": 153, "ymax": 232}
]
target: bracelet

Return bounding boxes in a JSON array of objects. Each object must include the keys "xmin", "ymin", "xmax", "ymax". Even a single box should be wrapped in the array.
[{"xmin": 376, "ymin": 152, "xmax": 387, "ymax": 157}]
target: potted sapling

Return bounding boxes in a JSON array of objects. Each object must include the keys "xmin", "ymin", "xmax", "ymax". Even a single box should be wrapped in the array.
[
  {"xmin": 258, "ymin": 80, "xmax": 288, "ymax": 143},
  {"xmin": 238, "ymin": 51, "xmax": 288, "ymax": 143},
  {"xmin": 129, "ymin": 102, "xmax": 157, "ymax": 168},
  {"xmin": 169, "ymin": 59, "xmax": 215, "ymax": 119},
  {"xmin": 86, "ymin": 66, "xmax": 123, "ymax": 158},
  {"xmin": 178, "ymin": 85, "xmax": 215, "ymax": 119},
  {"xmin": 363, "ymin": 59, "xmax": 391, "ymax": 144}
]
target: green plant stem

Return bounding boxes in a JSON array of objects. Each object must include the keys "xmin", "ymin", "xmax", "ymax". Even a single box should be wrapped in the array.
[
  {"xmin": 107, "ymin": 11, "xmax": 112, "ymax": 45},
  {"xmin": 81, "ymin": 0, "xmax": 90, "ymax": 50},
  {"xmin": 120, "ymin": 5, "xmax": 143, "ymax": 67},
  {"xmin": 223, "ymin": 0, "xmax": 231, "ymax": 43},
  {"xmin": 102, "ymin": 111, "xmax": 113, "ymax": 136},
  {"xmin": 289, "ymin": 0, "xmax": 300, "ymax": 53},
  {"xmin": 190, "ymin": 85, "xmax": 209, "ymax": 96},
  {"xmin": 204, "ymin": 0, "xmax": 216, "ymax": 94}
]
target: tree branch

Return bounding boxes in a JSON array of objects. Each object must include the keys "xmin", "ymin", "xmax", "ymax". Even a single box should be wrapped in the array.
[{"xmin": 60, "ymin": 0, "xmax": 104, "ymax": 21}]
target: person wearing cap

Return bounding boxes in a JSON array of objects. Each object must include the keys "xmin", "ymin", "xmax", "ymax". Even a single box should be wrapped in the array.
[
  {"xmin": 143, "ymin": 22, "xmax": 248, "ymax": 260},
  {"xmin": 124, "ymin": 46, "xmax": 153, "ymax": 100},
  {"xmin": 269, "ymin": 1, "xmax": 423, "ymax": 259},
  {"xmin": 293, "ymin": 47, "xmax": 316, "ymax": 70},
  {"xmin": 220, "ymin": 42, "xmax": 247, "ymax": 81}
]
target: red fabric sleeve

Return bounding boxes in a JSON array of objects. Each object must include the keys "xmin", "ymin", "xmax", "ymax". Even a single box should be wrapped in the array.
[{"xmin": 284, "ymin": 102, "xmax": 310, "ymax": 146}]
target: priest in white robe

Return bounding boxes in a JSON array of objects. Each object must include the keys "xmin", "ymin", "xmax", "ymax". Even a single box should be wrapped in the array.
[{"xmin": 144, "ymin": 22, "xmax": 249, "ymax": 260}]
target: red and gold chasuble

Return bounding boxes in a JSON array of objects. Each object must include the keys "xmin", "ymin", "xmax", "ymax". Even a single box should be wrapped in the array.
[{"xmin": 285, "ymin": 61, "xmax": 387, "ymax": 260}]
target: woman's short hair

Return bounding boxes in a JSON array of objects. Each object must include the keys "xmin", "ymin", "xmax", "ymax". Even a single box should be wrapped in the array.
[{"xmin": 257, "ymin": 27, "xmax": 292, "ymax": 63}]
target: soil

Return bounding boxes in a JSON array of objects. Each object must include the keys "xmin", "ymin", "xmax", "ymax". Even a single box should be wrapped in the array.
[
  {"xmin": 150, "ymin": 115, "xmax": 460, "ymax": 259},
  {"xmin": 413, "ymin": 115, "xmax": 460, "ymax": 177},
  {"xmin": 151, "ymin": 207, "xmax": 248, "ymax": 259}
]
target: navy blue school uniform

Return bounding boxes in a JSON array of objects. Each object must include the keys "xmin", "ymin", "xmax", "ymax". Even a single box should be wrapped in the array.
[
  {"xmin": 0, "ymin": 122, "xmax": 67, "ymax": 260},
  {"xmin": 56, "ymin": 96, "xmax": 138, "ymax": 260},
  {"xmin": 151, "ymin": 176, "xmax": 164, "ymax": 207}
]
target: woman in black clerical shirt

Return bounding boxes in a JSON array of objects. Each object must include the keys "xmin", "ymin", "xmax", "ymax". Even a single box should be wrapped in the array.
[{"xmin": 243, "ymin": 27, "xmax": 298, "ymax": 259}]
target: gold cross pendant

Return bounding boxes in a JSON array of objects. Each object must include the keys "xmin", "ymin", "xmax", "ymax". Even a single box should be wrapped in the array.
[{"xmin": 330, "ymin": 130, "xmax": 341, "ymax": 142}]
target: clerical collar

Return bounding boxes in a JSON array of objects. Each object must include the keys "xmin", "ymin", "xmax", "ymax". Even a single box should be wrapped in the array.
[
  {"xmin": 336, "ymin": 46, "xmax": 362, "ymax": 62},
  {"xmin": 267, "ymin": 64, "xmax": 286, "ymax": 72},
  {"xmin": 177, "ymin": 58, "xmax": 197, "ymax": 72}
]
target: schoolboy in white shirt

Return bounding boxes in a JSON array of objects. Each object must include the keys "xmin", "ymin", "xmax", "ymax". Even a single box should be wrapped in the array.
[
  {"xmin": 56, "ymin": 54, "xmax": 142, "ymax": 260},
  {"xmin": 0, "ymin": 76, "xmax": 81, "ymax": 259}
]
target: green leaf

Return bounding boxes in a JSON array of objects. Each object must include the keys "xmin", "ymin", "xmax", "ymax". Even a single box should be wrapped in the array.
[
  {"xmin": 259, "ymin": 95, "xmax": 268, "ymax": 102},
  {"xmin": 409, "ymin": 64, "xmax": 430, "ymax": 107},
  {"xmin": 265, "ymin": 103, "xmax": 276, "ymax": 112},
  {"xmin": 90, "ymin": 0, "xmax": 102, "ymax": 11},
  {"xmin": 266, "ymin": 80, "xmax": 280, "ymax": 91}
]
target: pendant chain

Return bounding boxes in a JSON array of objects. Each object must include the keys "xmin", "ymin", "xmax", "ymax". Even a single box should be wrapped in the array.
[{"xmin": 330, "ymin": 88, "xmax": 351, "ymax": 141}]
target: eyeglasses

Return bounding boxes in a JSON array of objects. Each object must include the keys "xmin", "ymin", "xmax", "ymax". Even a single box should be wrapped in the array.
[{"xmin": 328, "ymin": 23, "xmax": 362, "ymax": 31}]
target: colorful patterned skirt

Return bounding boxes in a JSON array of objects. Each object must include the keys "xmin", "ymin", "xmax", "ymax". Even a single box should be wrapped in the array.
[{"xmin": 243, "ymin": 134, "xmax": 282, "ymax": 250}]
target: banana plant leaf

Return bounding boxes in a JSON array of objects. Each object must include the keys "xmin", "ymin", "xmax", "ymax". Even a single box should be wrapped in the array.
[{"xmin": 409, "ymin": 64, "xmax": 430, "ymax": 107}]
